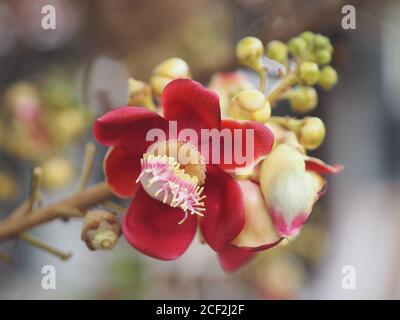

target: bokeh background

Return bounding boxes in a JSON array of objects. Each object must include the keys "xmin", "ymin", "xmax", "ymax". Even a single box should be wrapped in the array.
[{"xmin": 1, "ymin": 0, "xmax": 399, "ymax": 299}]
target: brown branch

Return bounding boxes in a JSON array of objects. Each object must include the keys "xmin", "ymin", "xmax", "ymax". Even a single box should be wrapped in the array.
[{"xmin": 0, "ymin": 181, "xmax": 113, "ymax": 241}]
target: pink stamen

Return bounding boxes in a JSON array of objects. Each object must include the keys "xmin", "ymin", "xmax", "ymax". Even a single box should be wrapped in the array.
[{"xmin": 136, "ymin": 154, "xmax": 206, "ymax": 224}]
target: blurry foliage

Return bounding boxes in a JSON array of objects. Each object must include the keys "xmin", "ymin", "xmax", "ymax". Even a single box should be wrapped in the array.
[{"xmin": 98, "ymin": 254, "xmax": 147, "ymax": 300}]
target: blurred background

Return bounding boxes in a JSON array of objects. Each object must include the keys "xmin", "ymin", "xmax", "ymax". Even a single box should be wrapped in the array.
[{"xmin": 0, "ymin": 0, "xmax": 399, "ymax": 299}]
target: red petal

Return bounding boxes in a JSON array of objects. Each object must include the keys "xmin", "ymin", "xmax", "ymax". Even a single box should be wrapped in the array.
[
  {"xmin": 199, "ymin": 165, "xmax": 245, "ymax": 252},
  {"xmin": 305, "ymin": 156, "xmax": 344, "ymax": 175},
  {"xmin": 94, "ymin": 106, "xmax": 167, "ymax": 153},
  {"xmin": 218, "ymin": 245, "xmax": 255, "ymax": 273},
  {"xmin": 162, "ymin": 79, "xmax": 221, "ymax": 134},
  {"xmin": 123, "ymin": 187, "xmax": 197, "ymax": 260},
  {"xmin": 203, "ymin": 119, "xmax": 274, "ymax": 172},
  {"xmin": 103, "ymin": 147, "xmax": 142, "ymax": 198}
]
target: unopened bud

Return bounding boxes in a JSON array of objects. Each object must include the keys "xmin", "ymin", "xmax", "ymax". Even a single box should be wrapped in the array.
[
  {"xmin": 288, "ymin": 37, "xmax": 307, "ymax": 58},
  {"xmin": 300, "ymin": 31, "xmax": 315, "ymax": 47},
  {"xmin": 288, "ymin": 86, "xmax": 318, "ymax": 113},
  {"xmin": 298, "ymin": 117, "xmax": 326, "ymax": 150},
  {"xmin": 236, "ymin": 37, "xmax": 264, "ymax": 70},
  {"xmin": 150, "ymin": 58, "xmax": 191, "ymax": 97},
  {"xmin": 81, "ymin": 210, "xmax": 122, "ymax": 251},
  {"xmin": 314, "ymin": 49, "xmax": 332, "ymax": 65},
  {"xmin": 299, "ymin": 62, "xmax": 320, "ymax": 85},
  {"xmin": 314, "ymin": 34, "xmax": 333, "ymax": 52},
  {"xmin": 229, "ymin": 89, "xmax": 271, "ymax": 122},
  {"xmin": 318, "ymin": 66, "xmax": 338, "ymax": 90},
  {"xmin": 128, "ymin": 78, "xmax": 156, "ymax": 110},
  {"xmin": 42, "ymin": 157, "xmax": 74, "ymax": 189},
  {"xmin": 266, "ymin": 40, "xmax": 288, "ymax": 65}
]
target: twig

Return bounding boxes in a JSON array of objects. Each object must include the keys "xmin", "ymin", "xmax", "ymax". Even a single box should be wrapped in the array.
[
  {"xmin": 27, "ymin": 167, "xmax": 43, "ymax": 214},
  {"xmin": 258, "ymin": 66, "xmax": 268, "ymax": 93},
  {"xmin": 102, "ymin": 200, "xmax": 126, "ymax": 214},
  {"xmin": 19, "ymin": 233, "xmax": 72, "ymax": 260},
  {"xmin": 0, "ymin": 181, "xmax": 113, "ymax": 241},
  {"xmin": 266, "ymin": 72, "xmax": 298, "ymax": 105},
  {"xmin": 76, "ymin": 143, "xmax": 96, "ymax": 192}
]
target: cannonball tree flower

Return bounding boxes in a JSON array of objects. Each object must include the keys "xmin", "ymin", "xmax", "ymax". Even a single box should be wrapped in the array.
[{"xmin": 93, "ymin": 79, "xmax": 274, "ymax": 261}]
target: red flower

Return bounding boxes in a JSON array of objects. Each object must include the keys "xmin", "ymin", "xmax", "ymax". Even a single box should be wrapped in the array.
[{"xmin": 94, "ymin": 79, "xmax": 274, "ymax": 261}]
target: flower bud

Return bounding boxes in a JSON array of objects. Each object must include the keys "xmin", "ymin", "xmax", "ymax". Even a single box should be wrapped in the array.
[
  {"xmin": 288, "ymin": 37, "xmax": 307, "ymax": 57},
  {"xmin": 266, "ymin": 40, "xmax": 288, "ymax": 65},
  {"xmin": 42, "ymin": 157, "xmax": 74, "ymax": 189},
  {"xmin": 299, "ymin": 62, "xmax": 320, "ymax": 85},
  {"xmin": 229, "ymin": 89, "xmax": 271, "ymax": 122},
  {"xmin": 318, "ymin": 66, "xmax": 338, "ymax": 90},
  {"xmin": 298, "ymin": 117, "xmax": 326, "ymax": 150},
  {"xmin": 314, "ymin": 49, "xmax": 332, "ymax": 65},
  {"xmin": 127, "ymin": 78, "xmax": 156, "ymax": 110},
  {"xmin": 300, "ymin": 31, "xmax": 315, "ymax": 47},
  {"xmin": 150, "ymin": 58, "xmax": 191, "ymax": 97},
  {"xmin": 236, "ymin": 36, "xmax": 264, "ymax": 70},
  {"xmin": 81, "ymin": 210, "xmax": 122, "ymax": 251},
  {"xmin": 314, "ymin": 34, "xmax": 333, "ymax": 52},
  {"xmin": 288, "ymin": 86, "xmax": 318, "ymax": 113},
  {"xmin": 52, "ymin": 108, "xmax": 88, "ymax": 145}
]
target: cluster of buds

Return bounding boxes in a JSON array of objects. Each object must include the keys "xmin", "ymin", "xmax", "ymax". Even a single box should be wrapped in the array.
[
  {"xmin": 0, "ymin": 78, "xmax": 91, "ymax": 189},
  {"xmin": 233, "ymin": 31, "xmax": 338, "ymax": 150}
]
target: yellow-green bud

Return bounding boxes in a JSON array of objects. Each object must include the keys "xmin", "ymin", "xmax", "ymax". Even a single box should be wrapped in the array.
[
  {"xmin": 318, "ymin": 66, "xmax": 338, "ymax": 90},
  {"xmin": 266, "ymin": 40, "xmax": 288, "ymax": 65},
  {"xmin": 127, "ymin": 78, "xmax": 156, "ymax": 111},
  {"xmin": 300, "ymin": 31, "xmax": 315, "ymax": 47},
  {"xmin": 153, "ymin": 57, "xmax": 190, "ymax": 79},
  {"xmin": 314, "ymin": 49, "xmax": 332, "ymax": 65},
  {"xmin": 236, "ymin": 37, "xmax": 264, "ymax": 70},
  {"xmin": 229, "ymin": 89, "xmax": 271, "ymax": 122},
  {"xmin": 314, "ymin": 34, "xmax": 331, "ymax": 50},
  {"xmin": 42, "ymin": 157, "xmax": 74, "ymax": 189},
  {"xmin": 288, "ymin": 86, "xmax": 318, "ymax": 113},
  {"xmin": 288, "ymin": 37, "xmax": 307, "ymax": 57},
  {"xmin": 299, "ymin": 62, "xmax": 320, "ymax": 85},
  {"xmin": 151, "ymin": 58, "xmax": 191, "ymax": 97},
  {"xmin": 298, "ymin": 117, "xmax": 326, "ymax": 150}
]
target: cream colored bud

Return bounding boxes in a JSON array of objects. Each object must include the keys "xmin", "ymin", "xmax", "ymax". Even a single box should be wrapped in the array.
[
  {"xmin": 53, "ymin": 108, "xmax": 87, "ymax": 144},
  {"xmin": 151, "ymin": 58, "xmax": 191, "ymax": 97},
  {"xmin": 153, "ymin": 57, "xmax": 191, "ymax": 79},
  {"xmin": 288, "ymin": 86, "xmax": 318, "ymax": 113},
  {"xmin": 127, "ymin": 78, "xmax": 156, "ymax": 110},
  {"xmin": 42, "ymin": 157, "xmax": 74, "ymax": 189},
  {"xmin": 229, "ymin": 89, "xmax": 271, "ymax": 122},
  {"xmin": 298, "ymin": 117, "xmax": 326, "ymax": 150},
  {"xmin": 236, "ymin": 36, "xmax": 264, "ymax": 70},
  {"xmin": 81, "ymin": 210, "xmax": 122, "ymax": 251}
]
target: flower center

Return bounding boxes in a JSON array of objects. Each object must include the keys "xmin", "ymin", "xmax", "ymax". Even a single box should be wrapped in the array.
[{"xmin": 136, "ymin": 140, "xmax": 206, "ymax": 224}]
